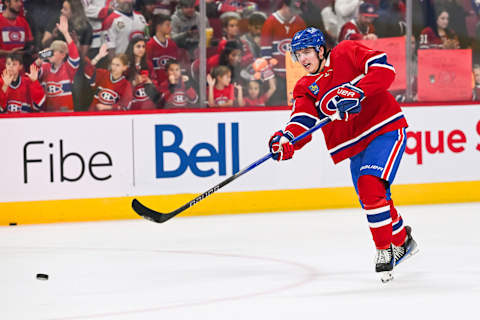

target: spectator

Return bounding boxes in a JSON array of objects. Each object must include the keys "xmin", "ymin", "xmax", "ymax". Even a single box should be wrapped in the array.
[
  {"xmin": 125, "ymin": 36, "xmax": 161, "ymax": 110},
  {"xmin": 419, "ymin": 7, "xmax": 460, "ymax": 49},
  {"xmin": 240, "ymin": 11, "xmax": 266, "ymax": 58},
  {"xmin": 35, "ymin": 15, "xmax": 79, "ymax": 112},
  {"xmin": 321, "ymin": 0, "xmax": 343, "ymax": 42},
  {"xmin": 436, "ymin": 0, "xmax": 469, "ymax": 48},
  {"xmin": 335, "ymin": 0, "xmax": 361, "ymax": 31},
  {"xmin": 103, "ymin": 0, "xmax": 147, "ymax": 56},
  {"xmin": 41, "ymin": 0, "xmax": 93, "ymax": 111},
  {"xmin": 191, "ymin": 39, "xmax": 244, "ymax": 85},
  {"xmin": 207, "ymin": 65, "xmax": 240, "ymax": 107},
  {"xmin": 240, "ymin": 78, "xmax": 276, "ymax": 106},
  {"xmin": 24, "ymin": 0, "xmax": 62, "ymax": 52},
  {"xmin": 260, "ymin": 0, "xmax": 306, "ymax": 106},
  {"xmin": 42, "ymin": 0, "xmax": 92, "ymax": 59},
  {"xmin": 146, "ymin": 13, "xmax": 178, "ymax": 84},
  {"xmin": 217, "ymin": 12, "xmax": 254, "ymax": 66},
  {"xmin": 158, "ymin": 59, "xmax": 198, "ymax": 108},
  {"xmin": 0, "ymin": 53, "xmax": 45, "ymax": 112},
  {"xmin": 374, "ymin": 0, "xmax": 407, "ymax": 38},
  {"xmin": 171, "ymin": 0, "xmax": 209, "ymax": 59},
  {"xmin": 83, "ymin": 0, "xmax": 114, "ymax": 62},
  {"xmin": 84, "ymin": 43, "xmax": 133, "ymax": 111},
  {"xmin": 0, "ymin": 0, "xmax": 34, "ymax": 72},
  {"xmin": 473, "ymin": 64, "xmax": 480, "ymax": 101},
  {"xmin": 338, "ymin": 2, "xmax": 379, "ymax": 41}
]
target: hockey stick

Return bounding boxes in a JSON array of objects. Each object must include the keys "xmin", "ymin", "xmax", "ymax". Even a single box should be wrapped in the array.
[{"xmin": 132, "ymin": 117, "xmax": 331, "ymax": 223}]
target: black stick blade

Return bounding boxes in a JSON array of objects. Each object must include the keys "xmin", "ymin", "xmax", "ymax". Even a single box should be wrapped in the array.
[{"xmin": 132, "ymin": 199, "xmax": 171, "ymax": 223}]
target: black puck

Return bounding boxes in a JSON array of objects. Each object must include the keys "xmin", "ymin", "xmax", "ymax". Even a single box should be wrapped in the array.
[{"xmin": 36, "ymin": 273, "xmax": 49, "ymax": 280}]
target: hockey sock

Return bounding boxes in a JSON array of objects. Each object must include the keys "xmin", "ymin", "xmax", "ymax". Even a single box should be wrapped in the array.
[
  {"xmin": 389, "ymin": 200, "xmax": 407, "ymax": 246},
  {"xmin": 357, "ymin": 175, "xmax": 392, "ymax": 250}
]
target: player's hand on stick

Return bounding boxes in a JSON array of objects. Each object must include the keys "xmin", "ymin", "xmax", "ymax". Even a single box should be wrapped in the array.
[
  {"xmin": 317, "ymin": 83, "xmax": 364, "ymax": 121},
  {"xmin": 269, "ymin": 130, "xmax": 294, "ymax": 161}
]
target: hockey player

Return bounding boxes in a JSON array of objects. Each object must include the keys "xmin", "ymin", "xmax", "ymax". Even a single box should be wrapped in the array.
[
  {"xmin": 268, "ymin": 27, "xmax": 418, "ymax": 282},
  {"xmin": 0, "ymin": 54, "xmax": 45, "ymax": 113}
]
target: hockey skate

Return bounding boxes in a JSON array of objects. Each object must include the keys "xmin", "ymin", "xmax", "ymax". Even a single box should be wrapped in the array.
[
  {"xmin": 394, "ymin": 225, "xmax": 419, "ymax": 266},
  {"xmin": 375, "ymin": 244, "xmax": 394, "ymax": 283}
]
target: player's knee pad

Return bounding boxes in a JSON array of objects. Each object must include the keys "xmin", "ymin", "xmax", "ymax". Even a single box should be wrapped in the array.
[{"xmin": 357, "ymin": 175, "xmax": 388, "ymax": 209}]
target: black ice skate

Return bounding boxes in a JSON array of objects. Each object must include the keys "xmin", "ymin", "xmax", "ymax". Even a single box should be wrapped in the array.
[
  {"xmin": 394, "ymin": 225, "xmax": 419, "ymax": 266},
  {"xmin": 375, "ymin": 244, "xmax": 394, "ymax": 283}
]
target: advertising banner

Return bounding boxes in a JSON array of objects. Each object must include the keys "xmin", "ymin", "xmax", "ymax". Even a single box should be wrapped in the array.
[
  {"xmin": 0, "ymin": 116, "xmax": 133, "ymax": 202},
  {"xmin": 1, "ymin": 106, "xmax": 479, "ymax": 204}
]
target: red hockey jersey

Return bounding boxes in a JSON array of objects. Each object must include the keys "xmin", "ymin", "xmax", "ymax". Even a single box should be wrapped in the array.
[
  {"xmin": 159, "ymin": 79, "xmax": 198, "ymax": 108},
  {"xmin": 260, "ymin": 11, "xmax": 305, "ymax": 77},
  {"xmin": 39, "ymin": 41, "xmax": 79, "ymax": 112},
  {"xmin": 285, "ymin": 40, "xmax": 408, "ymax": 164},
  {"xmin": 146, "ymin": 36, "xmax": 178, "ymax": 84},
  {"xmin": 84, "ymin": 60, "xmax": 133, "ymax": 111},
  {"xmin": 207, "ymin": 84, "xmax": 234, "ymax": 107},
  {"xmin": 0, "ymin": 13, "xmax": 33, "ymax": 71},
  {"xmin": 244, "ymin": 94, "xmax": 268, "ymax": 107},
  {"xmin": 0, "ymin": 75, "xmax": 45, "ymax": 113}
]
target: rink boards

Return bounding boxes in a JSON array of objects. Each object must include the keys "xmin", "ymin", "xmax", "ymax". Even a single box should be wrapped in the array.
[{"xmin": 1, "ymin": 105, "xmax": 479, "ymax": 224}]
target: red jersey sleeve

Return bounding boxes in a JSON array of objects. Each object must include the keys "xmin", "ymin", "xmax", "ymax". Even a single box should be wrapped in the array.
[
  {"xmin": 28, "ymin": 78, "xmax": 46, "ymax": 110},
  {"xmin": 66, "ymin": 41, "xmax": 80, "ymax": 77},
  {"xmin": 283, "ymin": 77, "xmax": 322, "ymax": 150}
]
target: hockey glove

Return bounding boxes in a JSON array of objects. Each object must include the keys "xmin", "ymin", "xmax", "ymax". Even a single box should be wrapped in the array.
[
  {"xmin": 317, "ymin": 83, "xmax": 364, "ymax": 121},
  {"xmin": 269, "ymin": 130, "xmax": 294, "ymax": 161}
]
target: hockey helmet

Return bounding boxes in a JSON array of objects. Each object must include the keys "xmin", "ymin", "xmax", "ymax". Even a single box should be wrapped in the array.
[{"xmin": 289, "ymin": 27, "xmax": 325, "ymax": 62}]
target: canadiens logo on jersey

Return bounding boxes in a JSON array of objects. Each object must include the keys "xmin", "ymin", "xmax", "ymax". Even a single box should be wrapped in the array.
[
  {"xmin": 274, "ymin": 39, "xmax": 291, "ymax": 55},
  {"xmin": 172, "ymin": 92, "xmax": 188, "ymax": 106},
  {"xmin": 7, "ymin": 101, "xmax": 23, "ymax": 112},
  {"xmin": 317, "ymin": 85, "xmax": 342, "ymax": 117},
  {"xmin": 45, "ymin": 82, "xmax": 64, "ymax": 96},
  {"xmin": 97, "ymin": 88, "xmax": 119, "ymax": 105},
  {"xmin": 135, "ymin": 87, "xmax": 148, "ymax": 101},
  {"xmin": 2, "ymin": 27, "xmax": 25, "ymax": 44},
  {"xmin": 152, "ymin": 56, "xmax": 175, "ymax": 70}
]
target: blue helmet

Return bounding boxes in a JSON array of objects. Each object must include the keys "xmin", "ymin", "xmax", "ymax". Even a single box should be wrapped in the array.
[{"xmin": 290, "ymin": 27, "xmax": 325, "ymax": 62}]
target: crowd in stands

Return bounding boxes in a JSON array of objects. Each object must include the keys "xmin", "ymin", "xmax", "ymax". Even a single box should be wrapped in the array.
[{"xmin": 0, "ymin": 0, "xmax": 479, "ymax": 114}]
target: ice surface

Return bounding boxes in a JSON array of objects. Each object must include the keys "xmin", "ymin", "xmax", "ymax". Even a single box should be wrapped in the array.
[{"xmin": 1, "ymin": 203, "xmax": 479, "ymax": 319}]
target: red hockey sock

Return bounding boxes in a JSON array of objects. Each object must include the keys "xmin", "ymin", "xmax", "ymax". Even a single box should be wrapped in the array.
[
  {"xmin": 357, "ymin": 175, "xmax": 392, "ymax": 249},
  {"xmin": 389, "ymin": 199, "xmax": 407, "ymax": 246}
]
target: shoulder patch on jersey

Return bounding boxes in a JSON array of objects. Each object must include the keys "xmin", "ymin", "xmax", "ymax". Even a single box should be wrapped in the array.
[{"xmin": 308, "ymin": 82, "xmax": 319, "ymax": 95}]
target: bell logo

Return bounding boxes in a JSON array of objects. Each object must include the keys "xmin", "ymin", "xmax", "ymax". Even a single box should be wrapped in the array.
[{"xmin": 155, "ymin": 123, "xmax": 240, "ymax": 178}]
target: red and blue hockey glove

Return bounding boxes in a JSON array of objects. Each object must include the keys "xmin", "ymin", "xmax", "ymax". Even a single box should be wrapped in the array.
[
  {"xmin": 317, "ymin": 83, "xmax": 364, "ymax": 121},
  {"xmin": 269, "ymin": 130, "xmax": 294, "ymax": 161}
]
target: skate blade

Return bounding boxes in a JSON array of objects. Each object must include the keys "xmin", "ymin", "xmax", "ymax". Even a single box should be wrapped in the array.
[
  {"xmin": 380, "ymin": 271, "xmax": 394, "ymax": 283},
  {"xmin": 395, "ymin": 246, "xmax": 419, "ymax": 266}
]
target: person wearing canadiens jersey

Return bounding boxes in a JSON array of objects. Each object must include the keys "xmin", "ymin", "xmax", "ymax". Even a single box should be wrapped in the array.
[{"xmin": 268, "ymin": 27, "xmax": 418, "ymax": 283}]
